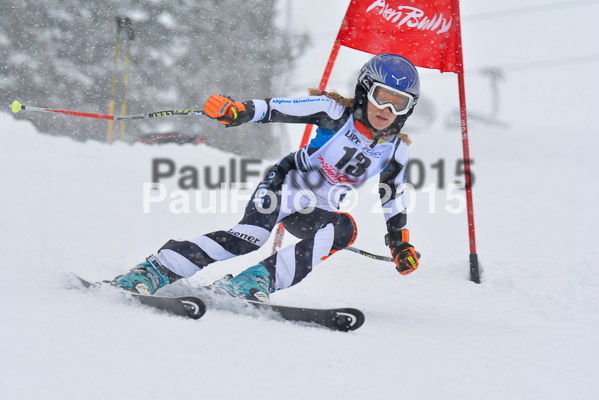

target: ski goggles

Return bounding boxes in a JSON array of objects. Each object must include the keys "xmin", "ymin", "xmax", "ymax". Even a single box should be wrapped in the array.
[{"xmin": 366, "ymin": 82, "xmax": 415, "ymax": 116}]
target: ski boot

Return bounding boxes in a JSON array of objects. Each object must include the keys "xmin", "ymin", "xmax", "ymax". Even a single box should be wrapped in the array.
[
  {"xmin": 113, "ymin": 255, "xmax": 180, "ymax": 295},
  {"xmin": 217, "ymin": 263, "xmax": 275, "ymax": 302}
]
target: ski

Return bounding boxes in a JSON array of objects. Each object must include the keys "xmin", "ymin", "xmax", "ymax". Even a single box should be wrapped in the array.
[
  {"xmin": 194, "ymin": 288, "xmax": 365, "ymax": 332},
  {"xmin": 74, "ymin": 275, "xmax": 206, "ymax": 320},
  {"xmin": 73, "ymin": 275, "xmax": 363, "ymax": 331},
  {"xmin": 242, "ymin": 300, "xmax": 365, "ymax": 332}
]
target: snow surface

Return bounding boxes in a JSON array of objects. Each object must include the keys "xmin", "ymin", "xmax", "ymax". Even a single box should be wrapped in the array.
[
  {"xmin": 3, "ymin": 1, "xmax": 599, "ymax": 399},
  {"xmin": 2, "ymin": 113, "xmax": 598, "ymax": 399}
]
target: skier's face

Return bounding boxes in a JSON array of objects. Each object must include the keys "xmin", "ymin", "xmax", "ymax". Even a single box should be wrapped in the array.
[{"xmin": 366, "ymin": 100, "xmax": 397, "ymax": 131}]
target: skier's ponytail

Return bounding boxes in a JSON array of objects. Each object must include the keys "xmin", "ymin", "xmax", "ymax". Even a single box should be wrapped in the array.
[{"xmin": 307, "ymin": 88, "xmax": 353, "ymax": 108}]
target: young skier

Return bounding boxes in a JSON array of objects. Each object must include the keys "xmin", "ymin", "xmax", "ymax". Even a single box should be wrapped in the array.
[{"xmin": 113, "ymin": 53, "xmax": 421, "ymax": 301}]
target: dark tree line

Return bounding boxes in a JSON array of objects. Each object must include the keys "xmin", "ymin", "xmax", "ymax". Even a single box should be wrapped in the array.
[{"xmin": 0, "ymin": 0, "xmax": 307, "ymax": 156}]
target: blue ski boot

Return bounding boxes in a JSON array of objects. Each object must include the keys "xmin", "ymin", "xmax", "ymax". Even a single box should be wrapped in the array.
[
  {"xmin": 113, "ymin": 255, "xmax": 180, "ymax": 295},
  {"xmin": 218, "ymin": 264, "xmax": 275, "ymax": 302}
]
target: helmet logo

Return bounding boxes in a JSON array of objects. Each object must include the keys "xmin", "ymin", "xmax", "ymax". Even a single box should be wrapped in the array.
[{"xmin": 392, "ymin": 74, "xmax": 406, "ymax": 85}]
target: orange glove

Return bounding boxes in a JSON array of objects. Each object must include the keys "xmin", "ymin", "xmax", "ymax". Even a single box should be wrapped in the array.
[
  {"xmin": 204, "ymin": 95, "xmax": 247, "ymax": 126},
  {"xmin": 385, "ymin": 229, "xmax": 420, "ymax": 275}
]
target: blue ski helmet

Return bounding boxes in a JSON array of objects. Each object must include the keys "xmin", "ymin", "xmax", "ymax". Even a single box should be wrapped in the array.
[{"xmin": 353, "ymin": 53, "xmax": 420, "ymax": 136}]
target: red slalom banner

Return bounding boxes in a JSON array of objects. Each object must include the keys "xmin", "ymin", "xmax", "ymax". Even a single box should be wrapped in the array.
[{"xmin": 336, "ymin": 0, "xmax": 460, "ymax": 73}]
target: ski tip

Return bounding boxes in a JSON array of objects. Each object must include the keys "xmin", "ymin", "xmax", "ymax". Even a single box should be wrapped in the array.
[
  {"xmin": 11, "ymin": 100, "xmax": 23, "ymax": 114},
  {"xmin": 334, "ymin": 308, "xmax": 365, "ymax": 332}
]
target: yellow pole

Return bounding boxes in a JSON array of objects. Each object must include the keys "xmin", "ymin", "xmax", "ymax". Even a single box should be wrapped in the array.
[
  {"xmin": 119, "ymin": 17, "xmax": 134, "ymax": 141},
  {"xmin": 106, "ymin": 17, "xmax": 123, "ymax": 143}
]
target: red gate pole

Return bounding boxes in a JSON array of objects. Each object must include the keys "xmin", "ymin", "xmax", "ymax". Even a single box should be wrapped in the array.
[
  {"xmin": 454, "ymin": 0, "xmax": 480, "ymax": 283},
  {"xmin": 299, "ymin": 40, "xmax": 342, "ymax": 147}
]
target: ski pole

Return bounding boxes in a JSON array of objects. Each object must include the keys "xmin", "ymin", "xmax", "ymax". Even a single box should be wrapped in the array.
[
  {"xmin": 11, "ymin": 100, "xmax": 204, "ymax": 121},
  {"xmin": 346, "ymin": 246, "xmax": 394, "ymax": 262},
  {"xmin": 346, "ymin": 246, "xmax": 422, "ymax": 263}
]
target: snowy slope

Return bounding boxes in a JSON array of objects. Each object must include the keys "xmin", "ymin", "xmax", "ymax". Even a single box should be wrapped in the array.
[
  {"xmin": 3, "ymin": 1, "xmax": 599, "ymax": 398},
  {"xmin": 1, "ymin": 110, "xmax": 598, "ymax": 400}
]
